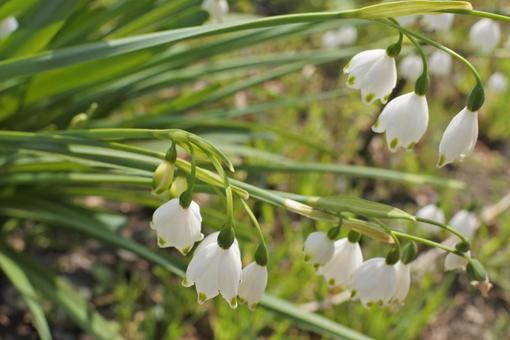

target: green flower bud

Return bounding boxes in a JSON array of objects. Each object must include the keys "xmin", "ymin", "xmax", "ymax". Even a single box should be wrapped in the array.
[
  {"xmin": 152, "ymin": 160, "xmax": 175, "ymax": 195},
  {"xmin": 347, "ymin": 230, "xmax": 362, "ymax": 243},
  {"xmin": 467, "ymin": 83, "xmax": 485, "ymax": 112},
  {"xmin": 255, "ymin": 243, "xmax": 269, "ymax": 266},
  {"xmin": 401, "ymin": 241, "xmax": 418, "ymax": 264},
  {"xmin": 455, "ymin": 241, "xmax": 471, "ymax": 253},
  {"xmin": 218, "ymin": 226, "xmax": 235, "ymax": 250},
  {"xmin": 467, "ymin": 259, "xmax": 487, "ymax": 282},
  {"xmin": 385, "ymin": 247, "xmax": 400, "ymax": 265}
]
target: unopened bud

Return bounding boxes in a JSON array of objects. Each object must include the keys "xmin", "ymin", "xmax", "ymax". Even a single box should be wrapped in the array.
[{"xmin": 152, "ymin": 161, "xmax": 175, "ymax": 195}]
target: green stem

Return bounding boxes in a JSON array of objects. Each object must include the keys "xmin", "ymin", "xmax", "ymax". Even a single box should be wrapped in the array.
[
  {"xmin": 380, "ymin": 19, "xmax": 482, "ymax": 86},
  {"xmin": 415, "ymin": 216, "xmax": 469, "ymax": 243},
  {"xmin": 240, "ymin": 199, "xmax": 267, "ymax": 247},
  {"xmin": 392, "ymin": 231, "xmax": 469, "ymax": 259},
  {"xmin": 468, "ymin": 9, "xmax": 510, "ymax": 23}
]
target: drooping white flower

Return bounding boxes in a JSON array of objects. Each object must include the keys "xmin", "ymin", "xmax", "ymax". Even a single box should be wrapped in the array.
[
  {"xmin": 416, "ymin": 203, "xmax": 445, "ymax": 233},
  {"xmin": 449, "ymin": 210, "xmax": 479, "ymax": 239},
  {"xmin": 349, "ymin": 257, "xmax": 399, "ymax": 306},
  {"xmin": 469, "ymin": 19, "xmax": 501, "ymax": 54},
  {"xmin": 344, "ymin": 49, "xmax": 397, "ymax": 104},
  {"xmin": 0, "ymin": 16, "xmax": 18, "ymax": 40},
  {"xmin": 444, "ymin": 251, "xmax": 470, "ymax": 271},
  {"xmin": 422, "ymin": 13, "xmax": 455, "ymax": 32},
  {"xmin": 372, "ymin": 92, "xmax": 429, "ymax": 151},
  {"xmin": 438, "ymin": 107, "xmax": 478, "ymax": 167},
  {"xmin": 184, "ymin": 232, "xmax": 242, "ymax": 308},
  {"xmin": 318, "ymin": 238, "xmax": 363, "ymax": 288},
  {"xmin": 202, "ymin": 0, "xmax": 229, "ymax": 23},
  {"xmin": 429, "ymin": 50, "xmax": 452, "ymax": 76},
  {"xmin": 487, "ymin": 72, "xmax": 508, "ymax": 93},
  {"xmin": 321, "ymin": 26, "xmax": 358, "ymax": 49},
  {"xmin": 399, "ymin": 55, "xmax": 423, "ymax": 82},
  {"xmin": 393, "ymin": 261, "xmax": 411, "ymax": 304},
  {"xmin": 303, "ymin": 231, "xmax": 334, "ymax": 266},
  {"xmin": 396, "ymin": 15, "xmax": 418, "ymax": 27},
  {"xmin": 151, "ymin": 198, "xmax": 203, "ymax": 255},
  {"xmin": 238, "ymin": 262, "xmax": 268, "ymax": 308}
]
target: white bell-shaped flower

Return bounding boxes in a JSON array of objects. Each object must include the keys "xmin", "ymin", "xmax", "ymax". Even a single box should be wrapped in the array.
[
  {"xmin": 469, "ymin": 19, "xmax": 501, "ymax": 54},
  {"xmin": 0, "ymin": 16, "xmax": 18, "ymax": 40},
  {"xmin": 393, "ymin": 261, "xmax": 411, "ymax": 304},
  {"xmin": 487, "ymin": 72, "xmax": 508, "ymax": 93},
  {"xmin": 202, "ymin": 0, "xmax": 229, "ymax": 23},
  {"xmin": 184, "ymin": 232, "xmax": 242, "ymax": 308},
  {"xmin": 303, "ymin": 231, "xmax": 334, "ymax": 266},
  {"xmin": 429, "ymin": 50, "xmax": 452, "ymax": 76},
  {"xmin": 321, "ymin": 26, "xmax": 357, "ymax": 49},
  {"xmin": 349, "ymin": 257, "xmax": 399, "ymax": 306},
  {"xmin": 438, "ymin": 107, "xmax": 478, "ymax": 167},
  {"xmin": 238, "ymin": 262, "xmax": 268, "ymax": 309},
  {"xmin": 416, "ymin": 203, "xmax": 445, "ymax": 234},
  {"xmin": 318, "ymin": 238, "xmax": 363, "ymax": 288},
  {"xmin": 396, "ymin": 15, "xmax": 418, "ymax": 27},
  {"xmin": 449, "ymin": 210, "xmax": 479, "ymax": 239},
  {"xmin": 344, "ymin": 49, "xmax": 397, "ymax": 104},
  {"xmin": 372, "ymin": 92, "xmax": 429, "ymax": 151},
  {"xmin": 151, "ymin": 198, "xmax": 203, "ymax": 255},
  {"xmin": 422, "ymin": 14, "xmax": 455, "ymax": 32},
  {"xmin": 399, "ymin": 55, "xmax": 423, "ymax": 82},
  {"xmin": 444, "ymin": 251, "xmax": 470, "ymax": 271}
]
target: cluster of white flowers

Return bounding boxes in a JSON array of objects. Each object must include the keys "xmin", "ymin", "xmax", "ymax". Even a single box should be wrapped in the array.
[
  {"xmin": 151, "ymin": 153, "xmax": 267, "ymax": 309},
  {"xmin": 304, "ymin": 230, "xmax": 413, "ymax": 306},
  {"xmin": 416, "ymin": 204, "xmax": 479, "ymax": 271},
  {"xmin": 396, "ymin": 13, "xmax": 454, "ymax": 31},
  {"xmin": 152, "ymin": 199, "xmax": 268, "ymax": 308},
  {"xmin": 342, "ymin": 16, "xmax": 505, "ymax": 167},
  {"xmin": 321, "ymin": 26, "xmax": 358, "ymax": 49}
]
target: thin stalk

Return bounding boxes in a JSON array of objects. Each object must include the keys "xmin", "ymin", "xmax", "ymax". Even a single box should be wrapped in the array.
[
  {"xmin": 392, "ymin": 231, "xmax": 469, "ymax": 259},
  {"xmin": 416, "ymin": 216, "xmax": 469, "ymax": 243},
  {"xmin": 240, "ymin": 199, "xmax": 267, "ymax": 247},
  {"xmin": 379, "ymin": 19, "xmax": 482, "ymax": 86}
]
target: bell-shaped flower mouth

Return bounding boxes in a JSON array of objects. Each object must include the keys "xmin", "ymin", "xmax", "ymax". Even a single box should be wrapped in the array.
[
  {"xmin": 151, "ymin": 199, "xmax": 203, "ymax": 255},
  {"xmin": 372, "ymin": 92, "xmax": 429, "ymax": 152},
  {"xmin": 344, "ymin": 49, "xmax": 397, "ymax": 105},
  {"xmin": 437, "ymin": 107, "xmax": 478, "ymax": 167},
  {"xmin": 238, "ymin": 262, "xmax": 268, "ymax": 309}
]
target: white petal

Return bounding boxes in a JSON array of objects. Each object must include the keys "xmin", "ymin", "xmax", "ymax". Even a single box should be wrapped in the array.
[
  {"xmin": 319, "ymin": 239, "xmax": 363, "ymax": 288},
  {"xmin": 373, "ymin": 92, "xmax": 428, "ymax": 151},
  {"xmin": 349, "ymin": 258, "xmax": 398, "ymax": 306},
  {"xmin": 344, "ymin": 49, "xmax": 387, "ymax": 90},
  {"xmin": 399, "ymin": 55, "xmax": 423, "ymax": 82},
  {"xmin": 422, "ymin": 14, "xmax": 455, "ymax": 32},
  {"xmin": 438, "ymin": 107, "xmax": 478, "ymax": 167},
  {"xmin": 487, "ymin": 72, "xmax": 508, "ymax": 93},
  {"xmin": 449, "ymin": 210, "xmax": 478, "ymax": 239},
  {"xmin": 303, "ymin": 232, "xmax": 335, "ymax": 266},
  {"xmin": 238, "ymin": 263, "xmax": 268, "ymax": 308},
  {"xmin": 416, "ymin": 204, "xmax": 445, "ymax": 233},
  {"xmin": 394, "ymin": 262, "xmax": 411, "ymax": 303},
  {"xmin": 359, "ymin": 54, "xmax": 397, "ymax": 104},
  {"xmin": 218, "ymin": 246, "xmax": 242, "ymax": 308},
  {"xmin": 429, "ymin": 50, "xmax": 452, "ymax": 76},
  {"xmin": 0, "ymin": 17, "xmax": 18, "ymax": 40},
  {"xmin": 444, "ymin": 252, "xmax": 470, "ymax": 271},
  {"xmin": 469, "ymin": 19, "xmax": 501, "ymax": 54}
]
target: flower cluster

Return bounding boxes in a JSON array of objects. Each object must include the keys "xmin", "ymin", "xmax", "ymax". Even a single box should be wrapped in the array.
[
  {"xmin": 342, "ymin": 15, "xmax": 505, "ymax": 167},
  {"xmin": 305, "ymin": 229, "xmax": 414, "ymax": 306}
]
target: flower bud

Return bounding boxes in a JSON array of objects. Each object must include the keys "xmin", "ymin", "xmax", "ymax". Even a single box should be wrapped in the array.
[
  {"xmin": 401, "ymin": 241, "xmax": 418, "ymax": 264},
  {"xmin": 152, "ymin": 160, "xmax": 175, "ymax": 195},
  {"xmin": 467, "ymin": 259, "xmax": 487, "ymax": 282}
]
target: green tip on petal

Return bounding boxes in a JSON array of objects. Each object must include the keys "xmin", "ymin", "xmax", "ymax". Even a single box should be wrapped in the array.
[
  {"xmin": 238, "ymin": 296, "xmax": 246, "ymax": 304},
  {"xmin": 304, "ymin": 254, "xmax": 310, "ymax": 262},
  {"xmin": 372, "ymin": 119, "xmax": 379, "ymax": 129},
  {"xmin": 383, "ymin": 94, "xmax": 391, "ymax": 103},
  {"xmin": 347, "ymin": 75, "xmax": 356, "ymax": 85},
  {"xmin": 198, "ymin": 292, "xmax": 207, "ymax": 304},
  {"xmin": 407, "ymin": 142, "xmax": 416, "ymax": 150},
  {"xmin": 181, "ymin": 246, "xmax": 191, "ymax": 255},
  {"xmin": 313, "ymin": 263, "xmax": 320, "ymax": 270},
  {"xmin": 181, "ymin": 278, "xmax": 189, "ymax": 287},
  {"xmin": 328, "ymin": 278, "xmax": 336, "ymax": 286},
  {"xmin": 437, "ymin": 154, "xmax": 446, "ymax": 168},
  {"xmin": 158, "ymin": 237, "xmax": 167, "ymax": 247},
  {"xmin": 350, "ymin": 290, "xmax": 357, "ymax": 298},
  {"xmin": 229, "ymin": 297, "xmax": 238, "ymax": 309},
  {"xmin": 365, "ymin": 93, "xmax": 375, "ymax": 103},
  {"xmin": 390, "ymin": 137, "xmax": 399, "ymax": 150}
]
